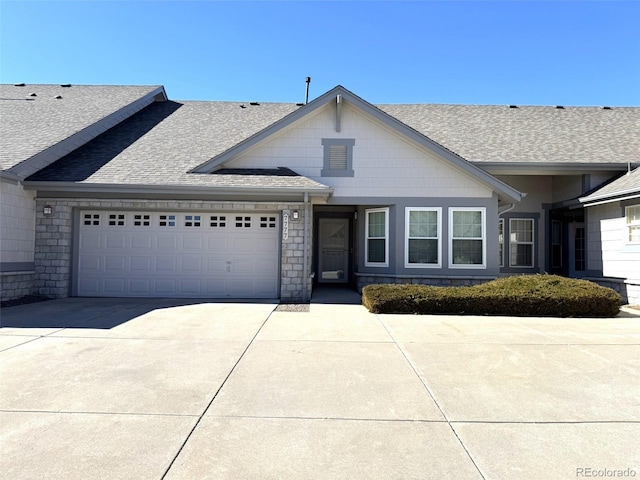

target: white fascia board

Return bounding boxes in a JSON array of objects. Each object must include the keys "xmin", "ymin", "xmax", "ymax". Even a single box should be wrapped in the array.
[
  {"xmin": 9, "ymin": 86, "xmax": 167, "ymax": 178},
  {"xmin": 21, "ymin": 181, "xmax": 334, "ymax": 198},
  {"xmin": 477, "ymin": 162, "xmax": 637, "ymax": 176},
  {"xmin": 580, "ymin": 190, "xmax": 640, "ymax": 206}
]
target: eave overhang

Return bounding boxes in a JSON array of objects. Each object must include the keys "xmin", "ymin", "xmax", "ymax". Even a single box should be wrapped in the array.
[
  {"xmin": 21, "ymin": 181, "xmax": 334, "ymax": 201},
  {"xmin": 579, "ymin": 188, "xmax": 640, "ymax": 207},
  {"xmin": 477, "ymin": 162, "xmax": 639, "ymax": 176}
]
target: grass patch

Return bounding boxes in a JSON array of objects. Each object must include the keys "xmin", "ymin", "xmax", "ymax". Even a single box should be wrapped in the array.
[{"xmin": 362, "ymin": 275, "xmax": 622, "ymax": 317}]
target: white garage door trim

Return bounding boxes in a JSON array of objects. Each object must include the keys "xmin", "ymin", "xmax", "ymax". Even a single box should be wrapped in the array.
[{"xmin": 76, "ymin": 210, "xmax": 280, "ymax": 298}]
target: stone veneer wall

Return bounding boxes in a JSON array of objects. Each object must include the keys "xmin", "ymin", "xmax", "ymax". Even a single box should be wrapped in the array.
[
  {"xmin": 34, "ymin": 198, "xmax": 311, "ymax": 302},
  {"xmin": 0, "ymin": 272, "xmax": 35, "ymax": 301}
]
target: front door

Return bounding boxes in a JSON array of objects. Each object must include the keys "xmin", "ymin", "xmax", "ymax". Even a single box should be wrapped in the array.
[{"xmin": 318, "ymin": 218, "xmax": 349, "ymax": 283}]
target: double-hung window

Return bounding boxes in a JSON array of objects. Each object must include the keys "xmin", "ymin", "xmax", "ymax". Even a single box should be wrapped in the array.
[
  {"xmin": 626, "ymin": 206, "xmax": 640, "ymax": 243},
  {"xmin": 449, "ymin": 208, "xmax": 486, "ymax": 268},
  {"xmin": 405, "ymin": 208, "xmax": 441, "ymax": 267},
  {"xmin": 365, "ymin": 208, "xmax": 389, "ymax": 267},
  {"xmin": 509, "ymin": 218, "xmax": 534, "ymax": 267}
]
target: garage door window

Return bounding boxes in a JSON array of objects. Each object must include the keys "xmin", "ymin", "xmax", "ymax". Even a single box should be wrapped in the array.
[
  {"xmin": 236, "ymin": 216, "xmax": 251, "ymax": 228},
  {"xmin": 210, "ymin": 215, "xmax": 227, "ymax": 228},
  {"xmin": 159, "ymin": 215, "xmax": 176, "ymax": 227},
  {"xmin": 133, "ymin": 214, "xmax": 151, "ymax": 227},
  {"xmin": 83, "ymin": 213, "xmax": 100, "ymax": 226},
  {"xmin": 185, "ymin": 215, "xmax": 201, "ymax": 227},
  {"xmin": 260, "ymin": 216, "xmax": 277, "ymax": 228},
  {"xmin": 108, "ymin": 214, "xmax": 125, "ymax": 226}
]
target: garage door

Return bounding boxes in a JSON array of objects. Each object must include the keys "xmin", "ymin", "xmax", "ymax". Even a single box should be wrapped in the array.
[{"xmin": 77, "ymin": 211, "xmax": 280, "ymax": 298}]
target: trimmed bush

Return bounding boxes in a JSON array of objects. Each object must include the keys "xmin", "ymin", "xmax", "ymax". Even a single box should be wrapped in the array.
[{"xmin": 362, "ymin": 275, "xmax": 622, "ymax": 317}]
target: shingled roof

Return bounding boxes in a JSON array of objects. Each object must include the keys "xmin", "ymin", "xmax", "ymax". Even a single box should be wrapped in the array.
[
  {"xmin": 0, "ymin": 83, "xmax": 166, "ymax": 175},
  {"xmin": 580, "ymin": 167, "xmax": 640, "ymax": 205},
  {"xmin": 8, "ymin": 84, "xmax": 640, "ymax": 190},
  {"xmin": 25, "ymin": 99, "xmax": 330, "ymax": 192},
  {"xmin": 378, "ymin": 103, "xmax": 640, "ymax": 165}
]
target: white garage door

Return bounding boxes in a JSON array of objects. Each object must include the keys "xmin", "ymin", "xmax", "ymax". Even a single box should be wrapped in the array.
[{"xmin": 77, "ymin": 211, "xmax": 280, "ymax": 298}]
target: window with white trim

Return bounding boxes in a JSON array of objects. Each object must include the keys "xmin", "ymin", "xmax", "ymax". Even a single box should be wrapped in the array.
[
  {"xmin": 365, "ymin": 208, "xmax": 389, "ymax": 266},
  {"xmin": 405, "ymin": 208, "xmax": 441, "ymax": 267},
  {"xmin": 498, "ymin": 219, "xmax": 504, "ymax": 267},
  {"xmin": 626, "ymin": 205, "xmax": 640, "ymax": 243},
  {"xmin": 509, "ymin": 218, "xmax": 534, "ymax": 267},
  {"xmin": 449, "ymin": 208, "xmax": 486, "ymax": 267}
]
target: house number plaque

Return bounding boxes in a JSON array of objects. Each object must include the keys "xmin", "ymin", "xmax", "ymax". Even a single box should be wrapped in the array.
[{"xmin": 282, "ymin": 213, "xmax": 289, "ymax": 240}]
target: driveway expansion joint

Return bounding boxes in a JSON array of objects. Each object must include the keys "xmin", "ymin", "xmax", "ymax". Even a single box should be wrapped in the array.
[{"xmin": 159, "ymin": 307, "xmax": 275, "ymax": 480}]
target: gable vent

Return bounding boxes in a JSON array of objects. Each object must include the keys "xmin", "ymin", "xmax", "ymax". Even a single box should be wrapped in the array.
[{"xmin": 328, "ymin": 144, "xmax": 348, "ymax": 170}]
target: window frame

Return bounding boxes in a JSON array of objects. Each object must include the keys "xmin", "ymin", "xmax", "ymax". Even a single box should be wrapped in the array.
[
  {"xmin": 498, "ymin": 218, "xmax": 504, "ymax": 268},
  {"xmin": 448, "ymin": 207, "xmax": 486, "ymax": 269},
  {"xmin": 625, "ymin": 205, "xmax": 640, "ymax": 244},
  {"xmin": 404, "ymin": 207, "xmax": 442, "ymax": 268},
  {"xmin": 365, "ymin": 207, "xmax": 389, "ymax": 267},
  {"xmin": 321, "ymin": 138, "xmax": 355, "ymax": 177},
  {"xmin": 509, "ymin": 218, "xmax": 535, "ymax": 268}
]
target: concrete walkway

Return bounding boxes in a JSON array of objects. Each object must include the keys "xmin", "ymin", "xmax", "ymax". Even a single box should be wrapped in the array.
[{"xmin": 1, "ymin": 296, "xmax": 639, "ymax": 479}]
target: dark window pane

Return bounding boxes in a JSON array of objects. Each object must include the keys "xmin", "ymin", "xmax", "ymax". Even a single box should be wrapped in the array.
[
  {"xmin": 368, "ymin": 239, "xmax": 386, "ymax": 263},
  {"xmin": 452, "ymin": 239, "xmax": 483, "ymax": 265},
  {"xmin": 408, "ymin": 239, "xmax": 438, "ymax": 264}
]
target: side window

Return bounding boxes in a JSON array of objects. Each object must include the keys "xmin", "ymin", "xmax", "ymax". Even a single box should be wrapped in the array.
[
  {"xmin": 626, "ymin": 205, "xmax": 640, "ymax": 243},
  {"xmin": 405, "ymin": 208, "xmax": 441, "ymax": 267},
  {"xmin": 498, "ymin": 219, "xmax": 504, "ymax": 268},
  {"xmin": 509, "ymin": 218, "xmax": 534, "ymax": 267},
  {"xmin": 365, "ymin": 208, "xmax": 389, "ymax": 267},
  {"xmin": 321, "ymin": 139, "xmax": 355, "ymax": 177},
  {"xmin": 449, "ymin": 208, "xmax": 486, "ymax": 268}
]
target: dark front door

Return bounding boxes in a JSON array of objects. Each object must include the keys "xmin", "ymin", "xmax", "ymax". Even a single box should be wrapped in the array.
[{"xmin": 318, "ymin": 217, "xmax": 349, "ymax": 283}]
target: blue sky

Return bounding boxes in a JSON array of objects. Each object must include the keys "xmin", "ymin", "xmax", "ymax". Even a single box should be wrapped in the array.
[{"xmin": 1, "ymin": 1, "xmax": 638, "ymax": 105}]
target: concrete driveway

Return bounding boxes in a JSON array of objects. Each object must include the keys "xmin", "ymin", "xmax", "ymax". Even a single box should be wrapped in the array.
[{"xmin": 1, "ymin": 294, "xmax": 639, "ymax": 480}]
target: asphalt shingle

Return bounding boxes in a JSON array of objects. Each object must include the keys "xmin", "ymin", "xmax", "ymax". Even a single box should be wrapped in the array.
[
  {"xmin": 581, "ymin": 167, "xmax": 640, "ymax": 203},
  {"xmin": 0, "ymin": 84, "xmax": 162, "ymax": 171},
  {"xmin": 6, "ymin": 84, "xmax": 639, "ymax": 189},
  {"xmin": 377, "ymin": 103, "xmax": 640, "ymax": 165}
]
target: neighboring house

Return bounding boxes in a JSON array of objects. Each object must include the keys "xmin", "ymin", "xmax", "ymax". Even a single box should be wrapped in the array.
[
  {"xmin": 580, "ymin": 167, "xmax": 640, "ymax": 304},
  {"xmin": 1, "ymin": 83, "xmax": 638, "ymax": 303}
]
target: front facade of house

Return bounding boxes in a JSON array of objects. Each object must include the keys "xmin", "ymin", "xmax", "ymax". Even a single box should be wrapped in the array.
[{"xmin": 1, "ymin": 84, "xmax": 638, "ymax": 303}]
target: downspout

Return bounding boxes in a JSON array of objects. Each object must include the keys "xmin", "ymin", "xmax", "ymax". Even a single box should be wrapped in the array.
[
  {"xmin": 303, "ymin": 192, "xmax": 310, "ymax": 302},
  {"xmin": 498, "ymin": 203, "xmax": 516, "ymax": 216}
]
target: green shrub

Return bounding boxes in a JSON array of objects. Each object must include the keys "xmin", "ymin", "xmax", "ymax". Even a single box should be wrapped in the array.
[{"xmin": 362, "ymin": 275, "xmax": 622, "ymax": 317}]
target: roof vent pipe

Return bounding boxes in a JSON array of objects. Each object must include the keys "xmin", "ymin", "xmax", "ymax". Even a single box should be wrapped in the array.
[{"xmin": 305, "ymin": 77, "xmax": 311, "ymax": 105}]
